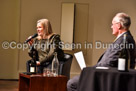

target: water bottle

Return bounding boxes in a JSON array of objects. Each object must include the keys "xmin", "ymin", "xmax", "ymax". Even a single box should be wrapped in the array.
[{"xmin": 51, "ymin": 52, "xmax": 59, "ymax": 76}]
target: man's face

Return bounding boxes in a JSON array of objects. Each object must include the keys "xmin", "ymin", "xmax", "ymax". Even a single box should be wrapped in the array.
[{"xmin": 111, "ymin": 17, "xmax": 120, "ymax": 36}]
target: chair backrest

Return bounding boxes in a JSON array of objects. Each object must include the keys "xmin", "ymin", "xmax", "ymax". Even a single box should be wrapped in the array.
[{"xmin": 59, "ymin": 53, "xmax": 73, "ymax": 79}]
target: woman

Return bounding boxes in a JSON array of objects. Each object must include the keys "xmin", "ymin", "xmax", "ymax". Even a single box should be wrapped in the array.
[{"xmin": 26, "ymin": 19, "xmax": 64, "ymax": 73}]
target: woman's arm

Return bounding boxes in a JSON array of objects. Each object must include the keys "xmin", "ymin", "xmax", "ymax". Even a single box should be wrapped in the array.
[{"xmin": 28, "ymin": 39, "xmax": 39, "ymax": 61}]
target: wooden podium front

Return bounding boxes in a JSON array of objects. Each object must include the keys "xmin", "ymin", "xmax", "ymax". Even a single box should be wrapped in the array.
[{"xmin": 19, "ymin": 73, "xmax": 68, "ymax": 91}]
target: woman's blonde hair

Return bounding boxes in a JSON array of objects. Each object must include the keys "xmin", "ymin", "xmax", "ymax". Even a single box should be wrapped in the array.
[{"xmin": 37, "ymin": 19, "xmax": 53, "ymax": 35}]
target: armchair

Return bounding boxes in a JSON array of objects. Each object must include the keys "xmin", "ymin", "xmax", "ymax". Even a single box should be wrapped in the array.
[{"xmin": 59, "ymin": 53, "xmax": 73, "ymax": 80}]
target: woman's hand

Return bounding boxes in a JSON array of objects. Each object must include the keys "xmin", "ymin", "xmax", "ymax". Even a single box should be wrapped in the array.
[{"xmin": 36, "ymin": 61, "xmax": 40, "ymax": 66}]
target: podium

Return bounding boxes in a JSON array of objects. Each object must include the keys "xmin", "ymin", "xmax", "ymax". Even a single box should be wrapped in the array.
[{"xmin": 19, "ymin": 73, "xmax": 67, "ymax": 91}]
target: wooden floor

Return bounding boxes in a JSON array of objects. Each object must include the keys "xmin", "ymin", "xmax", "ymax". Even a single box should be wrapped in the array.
[{"xmin": 0, "ymin": 80, "xmax": 18, "ymax": 91}]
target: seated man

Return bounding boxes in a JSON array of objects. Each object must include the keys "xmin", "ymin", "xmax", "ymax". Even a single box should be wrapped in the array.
[{"xmin": 67, "ymin": 12, "xmax": 136, "ymax": 91}]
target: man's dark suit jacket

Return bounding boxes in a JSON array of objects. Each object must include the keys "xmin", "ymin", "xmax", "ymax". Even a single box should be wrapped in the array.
[{"xmin": 96, "ymin": 31, "xmax": 135, "ymax": 69}]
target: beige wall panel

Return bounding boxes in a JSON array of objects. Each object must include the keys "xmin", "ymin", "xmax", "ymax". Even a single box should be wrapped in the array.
[
  {"xmin": 61, "ymin": 3, "xmax": 75, "ymax": 50},
  {"xmin": 0, "ymin": 0, "xmax": 20, "ymax": 79}
]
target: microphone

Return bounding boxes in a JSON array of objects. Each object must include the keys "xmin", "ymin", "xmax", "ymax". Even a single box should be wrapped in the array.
[{"xmin": 24, "ymin": 33, "xmax": 38, "ymax": 43}]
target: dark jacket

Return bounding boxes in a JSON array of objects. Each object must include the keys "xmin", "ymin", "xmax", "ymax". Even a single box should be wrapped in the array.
[
  {"xmin": 96, "ymin": 31, "xmax": 135, "ymax": 69},
  {"xmin": 28, "ymin": 34, "xmax": 64, "ymax": 67}
]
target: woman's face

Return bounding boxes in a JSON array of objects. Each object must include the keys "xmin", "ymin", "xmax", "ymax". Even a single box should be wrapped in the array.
[{"xmin": 37, "ymin": 23, "xmax": 45, "ymax": 37}]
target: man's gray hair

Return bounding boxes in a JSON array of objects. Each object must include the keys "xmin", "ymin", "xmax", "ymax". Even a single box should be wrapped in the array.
[{"xmin": 115, "ymin": 13, "xmax": 131, "ymax": 30}]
